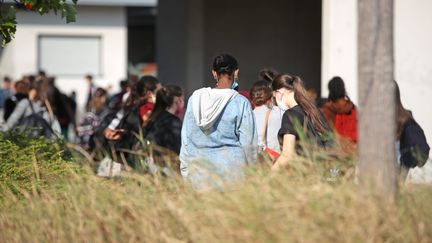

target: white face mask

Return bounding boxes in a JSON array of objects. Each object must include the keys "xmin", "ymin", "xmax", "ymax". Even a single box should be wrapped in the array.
[
  {"xmin": 151, "ymin": 94, "xmax": 156, "ymax": 103},
  {"xmin": 276, "ymin": 97, "xmax": 289, "ymax": 111},
  {"xmin": 275, "ymin": 91, "xmax": 289, "ymax": 111}
]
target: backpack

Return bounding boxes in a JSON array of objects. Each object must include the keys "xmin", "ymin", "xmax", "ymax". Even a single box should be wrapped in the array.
[
  {"xmin": 400, "ymin": 119, "xmax": 430, "ymax": 168},
  {"xmin": 12, "ymin": 101, "xmax": 57, "ymax": 139},
  {"xmin": 89, "ymin": 110, "xmax": 118, "ymax": 152},
  {"xmin": 77, "ymin": 112, "xmax": 104, "ymax": 149}
]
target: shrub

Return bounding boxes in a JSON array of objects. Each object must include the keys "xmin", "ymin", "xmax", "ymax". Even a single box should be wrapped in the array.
[{"xmin": 0, "ymin": 132, "xmax": 86, "ymax": 195}]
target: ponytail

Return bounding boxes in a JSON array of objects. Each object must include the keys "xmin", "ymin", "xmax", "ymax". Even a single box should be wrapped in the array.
[
  {"xmin": 272, "ymin": 74, "xmax": 328, "ymax": 133},
  {"xmin": 148, "ymin": 84, "xmax": 183, "ymax": 123}
]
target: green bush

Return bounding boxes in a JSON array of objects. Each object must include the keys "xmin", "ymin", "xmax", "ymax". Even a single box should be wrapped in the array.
[{"xmin": 0, "ymin": 132, "xmax": 86, "ymax": 194}]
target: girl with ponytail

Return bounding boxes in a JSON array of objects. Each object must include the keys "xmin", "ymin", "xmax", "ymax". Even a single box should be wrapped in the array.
[
  {"xmin": 272, "ymin": 73, "xmax": 332, "ymax": 170},
  {"xmin": 145, "ymin": 84, "xmax": 184, "ymax": 155}
]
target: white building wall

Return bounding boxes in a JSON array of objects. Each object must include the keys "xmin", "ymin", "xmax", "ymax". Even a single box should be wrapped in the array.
[
  {"xmin": 321, "ymin": 0, "xmax": 358, "ymax": 103},
  {"xmin": 395, "ymin": 0, "xmax": 432, "ymax": 158},
  {"xmin": 322, "ymin": 0, "xmax": 432, "ymax": 158},
  {"xmin": 0, "ymin": 6, "xmax": 127, "ymax": 111}
]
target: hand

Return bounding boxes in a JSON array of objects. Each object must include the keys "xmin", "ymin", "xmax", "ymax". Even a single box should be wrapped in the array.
[{"xmin": 104, "ymin": 128, "xmax": 125, "ymax": 140}]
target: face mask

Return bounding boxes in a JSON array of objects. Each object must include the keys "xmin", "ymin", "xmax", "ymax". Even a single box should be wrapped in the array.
[
  {"xmin": 231, "ymin": 80, "xmax": 239, "ymax": 90},
  {"xmin": 175, "ymin": 106, "xmax": 185, "ymax": 117},
  {"xmin": 151, "ymin": 94, "xmax": 156, "ymax": 103},
  {"xmin": 231, "ymin": 76, "xmax": 239, "ymax": 90},
  {"xmin": 276, "ymin": 93, "xmax": 289, "ymax": 111}
]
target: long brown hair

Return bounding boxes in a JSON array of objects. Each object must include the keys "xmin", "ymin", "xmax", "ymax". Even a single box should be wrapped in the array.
[
  {"xmin": 123, "ymin": 76, "xmax": 159, "ymax": 110},
  {"xmin": 148, "ymin": 84, "xmax": 183, "ymax": 123},
  {"xmin": 272, "ymin": 74, "xmax": 328, "ymax": 133},
  {"xmin": 395, "ymin": 81, "xmax": 413, "ymax": 139}
]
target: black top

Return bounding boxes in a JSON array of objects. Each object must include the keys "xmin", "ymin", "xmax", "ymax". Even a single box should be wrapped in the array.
[
  {"xmin": 278, "ymin": 105, "xmax": 307, "ymax": 141},
  {"xmin": 145, "ymin": 110, "xmax": 182, "ymax": 155},
  {"xmin": 278, "ymin": 105, "xmax": 332, "ymax": 149},
  {"xmin": 3, "ymin": 93, "xmax": 28, "ymax": 121}
]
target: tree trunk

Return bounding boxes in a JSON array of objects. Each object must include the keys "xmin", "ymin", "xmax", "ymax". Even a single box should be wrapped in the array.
[{"xmin": 358, "ymin": 0, "xmax": 397, "ymax": 198}]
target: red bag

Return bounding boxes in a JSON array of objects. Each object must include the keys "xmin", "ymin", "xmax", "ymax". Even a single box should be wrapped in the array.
[
  {"xmin": 264, "ymin": 146, "xmax": 280, "ymax": 160},
  {"xmin": 262, "ymin": 108, "xmax": 280, "ymax": 161}
]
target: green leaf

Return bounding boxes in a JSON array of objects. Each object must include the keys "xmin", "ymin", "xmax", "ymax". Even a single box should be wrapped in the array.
[
  {"xmin": 0, "ymin": 0, "xmax": 78, "ymax": 46},
  {"xmin": 6, "ymin": 6, "xmax": 17, "ymax": 19},
  {"xmin": 63, "ymin": 4, "xmax": 77, "ymax": 23},
  {"xmin": 0, "ymin": 6, "xmax": 17, "ymax": 47}
]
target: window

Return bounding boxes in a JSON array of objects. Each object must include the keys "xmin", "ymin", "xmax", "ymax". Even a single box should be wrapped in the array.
[{"xmin": 38, "ymin": 35, "xmax": 102, "ymax": 77}]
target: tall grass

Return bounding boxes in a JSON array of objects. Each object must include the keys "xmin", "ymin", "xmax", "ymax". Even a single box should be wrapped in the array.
[{"xmin": 0, "ymin": 133, "xmax": 431, "ymax": 242}]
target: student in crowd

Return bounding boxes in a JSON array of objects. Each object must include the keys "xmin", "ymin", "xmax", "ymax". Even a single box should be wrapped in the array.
[
  {"xmin": 395, "ymin": 81, "xmax": 430, "ymax": 174},
  {"xmin": 145, "ymin": 85, "xmax": 184, "ymax": 170},
  {"xmin": 0, "ymin": 76, "xmax": 13, "ymax": 120},
  {"xmin": 104, "ymin": 75, "xmax": 161, "ymax": 140},
  {"xmin": 180, "ymin": 54, "xmax": 257, "ymax": 188},
  {"xmin": 6, "ymin": 80, "xmax": 61, "ymax": 137},
  {"xmin": 250, "ymin": 80, "xmax": 283, "ymax": 158},
  {"xmin": 259, "ymin": 68, "xmax": 279, "ymax": 83},
  {"xmin": 320, "ymin": 77, "xmax": 357, "ymax": 143},
  {"xmin": 108, "ymin": 80, "xmax": 129, "ymax": 111},
  {"xmin": 3, "ymin": 80, "xmax": 29, "ymax": 121},
  {"xmin": 85, "ymin": 74, "xmax": 97, "ymax": 112},
  {"xmin": 102, "ymin": 76, "xmax": 161, "ymax": 167},
  {"xmin": 272, "ymin": 74, "xmax": 332, "ymax": 171},
  {"xmin": 46, "ymin": 77, "xmax": 76, "ymax": 140},
  {"xmin": 77, "ymin": 88, "xmax": 109, "ymax": 150}
]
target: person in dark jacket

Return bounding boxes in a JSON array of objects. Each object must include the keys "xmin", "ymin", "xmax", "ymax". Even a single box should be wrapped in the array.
[
  {"xmin": 395, "ymin": 81, "xmax": 430, "ymax": 176},
  {"xmin": 3, "ymin": 80, "xmax": 29, "ymax": 121},
  {"xmin": 145, "ymin": 84, "xmax": 184, "ymax": 171}
]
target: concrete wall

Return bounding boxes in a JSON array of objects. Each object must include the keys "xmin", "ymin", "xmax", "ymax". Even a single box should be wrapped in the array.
[
  {"xmin": 321, "ymin": 0, "xmax": 358, "ymax": 102},
  {"xmin": 321, "ymin": 0, "xmax": 432, "ymax": 156},
  {"xmin": 0, "ymin": 6, "xmax": 127, "ymax": 110},
  {"xmin": 395, "ymin": 0, "xmax": 432, "ymax": 156}
]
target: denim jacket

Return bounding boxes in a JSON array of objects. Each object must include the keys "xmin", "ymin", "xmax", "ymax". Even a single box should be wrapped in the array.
[{"xmin": 180, "ymin": 88, "xmax": 257, "ymax": 189}]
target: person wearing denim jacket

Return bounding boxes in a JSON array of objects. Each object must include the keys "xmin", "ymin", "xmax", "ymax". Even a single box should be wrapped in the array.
[{"xmin": 180, "ymin": 54, "xmax": 257, "ymax": 189}]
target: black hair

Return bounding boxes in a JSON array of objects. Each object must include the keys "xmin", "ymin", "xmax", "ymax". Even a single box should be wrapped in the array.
[
  {"xmin": 149, "ymin": 84, "xmax": 183, "ymax": 123},
  {"xmin": 3, "ymin": 76, "xmax": 12, "ymax": 82},
  {"xmin": 38, "ymin": 70, "xmax": 46, "ymax": 77},
  {"xmin": 250, "ymin": 80, "xmax": 272, "ymax": 107},
  {"xmin": 259, "ymin": 68, "xmax": 279, "ymax": 82},
  {"xmin": 123, "ymin": 75, "xmax": 160, "ymax": 110},
  {"xmin": 120, "ymin": 80, "xmax": 129, "ymax": 90},
  {"xmin": 328, "ymin": 76, "xmax": 346, "ymax": 101},
  {"xmin": 212, "ymin": 54, "xmax": 239, "ymax": 76}
]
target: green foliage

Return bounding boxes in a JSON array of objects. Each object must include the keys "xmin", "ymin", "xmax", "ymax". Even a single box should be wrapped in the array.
[
  {"xmin": 0, "ymin": 132, "xmax": 86, "ymax": 195},
  {"xmin": 0, "ymin": 0, "xmax": 78, "ymax": 47},
  {"xmin": 0, "ymin": 5, "xmax": 16, "ymax": 47}
]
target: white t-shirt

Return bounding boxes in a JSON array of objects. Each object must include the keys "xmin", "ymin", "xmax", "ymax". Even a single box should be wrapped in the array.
[{"xmin": 253, "ymin": 105, "xmax": 284, "ymax": 153}]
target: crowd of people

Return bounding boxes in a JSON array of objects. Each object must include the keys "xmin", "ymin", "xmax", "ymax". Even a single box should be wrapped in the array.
[{"xmin": 0, "ymin": 53, "xmax": 429, "ymax": 188}]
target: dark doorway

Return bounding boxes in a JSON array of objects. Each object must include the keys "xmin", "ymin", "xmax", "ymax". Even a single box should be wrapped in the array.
[
  {"xmin": 127, "ymin": 7, "xmax": 156, "ymax": 68},
  {"xmin": 204, "ymin": 0, "xmax": 322, "ymax": 92}
]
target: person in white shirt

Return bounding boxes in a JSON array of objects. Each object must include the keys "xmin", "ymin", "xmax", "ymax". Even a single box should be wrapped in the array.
[{"xmin": 250, "ymin": 80, "xmax": 283, "ymax": 154}]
